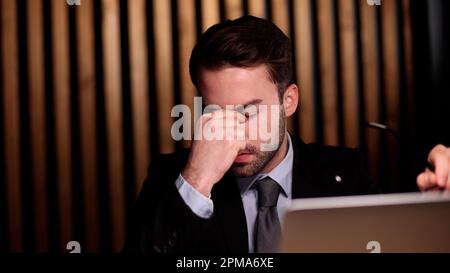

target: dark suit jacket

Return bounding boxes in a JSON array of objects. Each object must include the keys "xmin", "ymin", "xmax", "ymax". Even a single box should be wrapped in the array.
[{"xmin": 123, "ymin": 136, "xmax": 380, "ymax": 253}]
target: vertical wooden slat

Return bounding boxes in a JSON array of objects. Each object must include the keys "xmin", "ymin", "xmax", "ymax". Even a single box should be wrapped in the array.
[
  {"xmin": 338, "ymin": 0, "xmax": 359, "ymax": 148},
  {"xmin": 202, "ymin": 0, "xmax": 220, "ymax": 32},
  {"xmin": 381, "ymin": 0, "xmax": 400, "ymax": 191},
  {"xmin": 402, "ymin": 0, "xmax": 415, "ymax": 137},
  {"xmin": 272, "ymin": 0, "xmax": 289, "ymax": 34},
  {"xmin": 27, "ymin": 0, "xmax": 48, "ymax": 252},
  {"xmin": 225, "ymin": 0, "xmax": 242, "ymax": 20},
  {"xmin": 1, "ymin": 0, "xmax": 22, "ymax": 253},
  {"xmin": 101, "ymin": 0, "xmax": 125, "ymax": 252},
  {"xmin": 401, "ymin": 0, "xmax": 416, "ymax": 188},
  {"xmin": 154, "ymin": 0, "xmax": 176, "ymax": 154},
  {"xmin": 76, "ymin": 0, "xmax": 100, "ymax": 252},
  {"xmin": 178, "ymin": 0, "xmax": 197, "ymax": 149},
  {"xmin": 294, "ymin": 0, "xmax": 315, "ymax": 143},
  {"xmin": 128, "ymin": 0, "xmax": 150, "ymax": 195},
  {"xmin": 317, "ymin": 0, "xmax": 338, "ymax": 146},
  {"xmin": 51, "ymin": 0, "xmax": 73, "ymax": 250},
  {"xmin": 382, "ymin": 1, "xmax": 400, "ymax": 128},
  {"xmin": 360, "ymin": 0, "xmax": 380, "ymax": 179},
  {"xmin": 248, "ymin": 0, "xmax": 265, "ymax": 18}
]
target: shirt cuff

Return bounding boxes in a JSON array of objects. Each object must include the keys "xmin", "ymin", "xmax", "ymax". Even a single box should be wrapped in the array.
[{"xmin": 175, "ymin": 174, "xmax": 214, "ymax": 219}]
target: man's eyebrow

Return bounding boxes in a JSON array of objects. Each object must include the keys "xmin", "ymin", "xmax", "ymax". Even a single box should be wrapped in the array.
[
  {"xmin": 241, "ymin": 99, "xmax": 263, "ymax": 108},
  {"xmin": 201, "ymin": 99, "xmax": 263, "ymax": 110}
]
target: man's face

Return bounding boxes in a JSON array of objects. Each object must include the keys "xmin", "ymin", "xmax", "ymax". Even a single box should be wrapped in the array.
[{"xmin": 198, "ymin": 65, "xmax": 286, "ymax": 177}]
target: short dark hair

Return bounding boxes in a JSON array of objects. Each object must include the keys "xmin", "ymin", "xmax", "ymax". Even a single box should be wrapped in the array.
[{"xmin": 189, "ymin": 16, "xmax": 293, "ymax": 97}]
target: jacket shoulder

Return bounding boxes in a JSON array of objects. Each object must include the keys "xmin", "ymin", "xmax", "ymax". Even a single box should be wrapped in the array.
[
  {"xmin": 305, "ymin": 143, "xmax": 363, "ymax": 164},
  {"xmin": 304, "ymin": 142, "xmax": 369, "ymax": 179},
  {"xmin": 294, "ymin": 138, "xmax": 380, "ymax": 195}
]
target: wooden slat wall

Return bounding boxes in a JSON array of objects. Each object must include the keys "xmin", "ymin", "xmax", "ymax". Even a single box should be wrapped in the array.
[
  {"xmin": 76, "ymin": 0, "xmax": 100, "ymax": 252},
  {"xmin": 317, "ymin": 0, "xmax": 339, "ymax": 146},
  {"xmin": 294, "ymin": 0, "xmax": 316, "ymax": 143},
  {"xmin": 1, "ymin": 0, "xmax": 22, "ymax": 253},
  {"xmin": 225, "ymin": 0, "xmax": 243, "ymax": 19},
  {"xmin": 360, "ymin": 0, "xmax": 381, "ymax": 183},
  {"xmin": 201, "ymin": 0, "xmax": 220, "ymax": 32},
  {"xmin": 402, "ymin": 0, "xmax": 415, "ymax": 154},
  {"xmin": 339, "ymin": 0, "xmax": 360, "ymax": 148},
  {"xmin": 101, "ymin": 0, "xmax": 125, "ymax": 252},
  {"xmin": 154, "ymin": 0, "xmax": 175, "ymax": 154},
  {"xmin": 51, "ymin": 0, "xmax": 73, "ymax": 251},
  {"xmin": 27, "ymin": 0, "xmax": 48, "ymax": 253},
  {"xmin": 128, "ymin": 0, "xmax": 150, "ymax": 195},
  {"xmin": 177, "ymin": 0, "xmax": 197, "ymax": 149},
  {"xmin": 381, "ymin": 0, "xmax": 401, "ymax": 192},
  {"xmin": 0, "ymin": 0, "xmax": 416, "ymax": 252},
  {"xmin": 248, "ymin": 0, "xmax": 266, "ymax": 18}
]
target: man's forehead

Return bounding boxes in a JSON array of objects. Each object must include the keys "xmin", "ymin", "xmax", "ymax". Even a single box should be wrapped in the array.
[
  {"xmin": 198, "ymin": 65, "xmax": 273, "ymax": 87},
  {"xmin": 198, "ymin": 65, "xmax": 280, "ymax": 107}
]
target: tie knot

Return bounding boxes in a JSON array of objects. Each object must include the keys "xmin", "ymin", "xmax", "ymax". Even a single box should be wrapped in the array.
[{"xmin": 256, "ymin": 177, "xmax": 281, "ymax": 208}]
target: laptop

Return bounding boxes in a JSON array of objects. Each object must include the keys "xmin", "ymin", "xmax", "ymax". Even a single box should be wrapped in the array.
[{"xmin": 279, "ymin": 192, "xmax": 450, "ymax": 253}]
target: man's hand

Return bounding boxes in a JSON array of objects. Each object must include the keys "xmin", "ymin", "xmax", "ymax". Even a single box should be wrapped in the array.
[
  {"xmin": 417, "ymin": 144, "xmax": 450, "ymax": 191},
  {"xmin": 181, "ymin": 110, "xmax": 246, "ymax": 197}
]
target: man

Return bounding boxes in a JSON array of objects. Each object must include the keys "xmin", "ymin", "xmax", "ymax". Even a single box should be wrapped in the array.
[{"xmin": 123, "ymin": 16, "xmax": 450, "ymax": 253}]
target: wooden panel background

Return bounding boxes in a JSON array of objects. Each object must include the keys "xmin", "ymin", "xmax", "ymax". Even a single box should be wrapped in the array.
[{"xmin": 0, "ymin": 0, "xmax": 418, "ymax": 252}]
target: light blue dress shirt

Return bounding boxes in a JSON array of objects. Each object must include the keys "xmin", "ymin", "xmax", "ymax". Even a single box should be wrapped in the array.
[{"xmin": 175, "ymin": 134, "xmax": 294, "ymax": 253}]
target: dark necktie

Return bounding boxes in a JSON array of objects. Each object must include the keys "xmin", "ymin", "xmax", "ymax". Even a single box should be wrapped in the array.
[{"xmin": 254, "ymin": 177, "xmax": 282, "ymax": 253}]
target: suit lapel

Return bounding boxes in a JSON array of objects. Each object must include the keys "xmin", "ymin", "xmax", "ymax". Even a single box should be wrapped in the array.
[{"xmin": 212, "ymin": 171, "xmax": 249, "ymax": 253}]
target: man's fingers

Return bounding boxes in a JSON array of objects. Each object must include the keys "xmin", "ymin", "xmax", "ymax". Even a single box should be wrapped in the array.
[
  {"xmin": 417, "ymin": 169, "xmax": 438, "ymax": 191},
  {"xmin": 428, "ymin": 145, "xmax": 450, "ymax": 187},
  {"xmin": 198, "ymin": 109, "xmax": 242, "ymax": 125},
  {"xmin": 206, "ymin": 109, "xmax": 245, "ymax": 119},
  {"xmin": 416, "ymin": 172, "xmax": 428, "ymax": 191},
  {"xmin": 201, "ymin": 115, "xmax": 246, "ymax": 141},
  {"xmin": 197, "ymin": 113, "xmax": 213, "ymax": 128},
  {"xmin": 198, "ymin": 109, "xmax": 246, "ymax": 140},
  {"xmin": 433, "ymin": 155, "xmax": 449, "ymax": 187}
]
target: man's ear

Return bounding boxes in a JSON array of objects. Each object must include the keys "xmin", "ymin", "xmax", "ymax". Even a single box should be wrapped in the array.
[{"xmin": 282, "ymin": 84, "xmax": 299, "ymax": 118}]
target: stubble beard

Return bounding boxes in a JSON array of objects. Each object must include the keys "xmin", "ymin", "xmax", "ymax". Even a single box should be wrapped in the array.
[{"xmin": 231, "ymin": 108, "xmax": 287, "ymax": 177}]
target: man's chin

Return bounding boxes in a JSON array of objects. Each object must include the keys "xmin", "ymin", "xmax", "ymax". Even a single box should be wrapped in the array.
[
  {"xmin": 231, "ymin": 162, "xmax": 260, "ymax": 178},
  {"xmin": 231, "ymin": 144, "xmax": 281, "ymax": 177}
]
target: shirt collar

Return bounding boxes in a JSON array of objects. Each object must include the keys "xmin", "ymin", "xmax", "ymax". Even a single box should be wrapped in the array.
[{"xmin": 237, "ymin": 134, "xmax": 294, "ymax": 197}]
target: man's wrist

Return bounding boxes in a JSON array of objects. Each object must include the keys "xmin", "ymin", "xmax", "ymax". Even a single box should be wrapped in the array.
[
  {"xmin": 181, "ymin": 168, "xmax": 213, "ymax": 197},
  {"xmin": 176, "ymin": 174, "xmax": 214, "ymax": 219}
]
